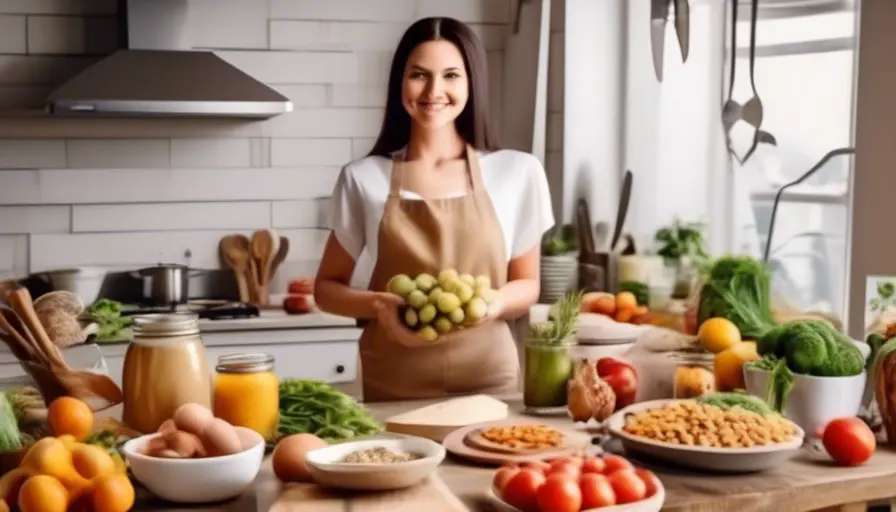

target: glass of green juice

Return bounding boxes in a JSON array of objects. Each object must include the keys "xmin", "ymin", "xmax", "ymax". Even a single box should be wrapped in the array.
[{"xmin": 523, "ymin": 337, "xmax": 576, "ymax": 413}]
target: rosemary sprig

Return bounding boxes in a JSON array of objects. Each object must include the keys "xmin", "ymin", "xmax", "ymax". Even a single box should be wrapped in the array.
[{"xmin": 528, "ymin": 291, "xmax": 583, "ymax": 345}]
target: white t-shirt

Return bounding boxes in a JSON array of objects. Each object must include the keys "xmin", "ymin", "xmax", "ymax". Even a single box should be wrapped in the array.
[{"xmin": 327, "ymin": 149, "xmax": 556, "ymax": 288}]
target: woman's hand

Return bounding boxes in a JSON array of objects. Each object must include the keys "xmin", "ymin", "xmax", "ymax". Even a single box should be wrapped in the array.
[{"xmin": 373, "ymin": 294, "xmax": 429, "ymax": 347}]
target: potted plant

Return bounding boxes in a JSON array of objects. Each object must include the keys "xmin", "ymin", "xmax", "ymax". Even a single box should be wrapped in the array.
[
  {"xmin": 539, "ymin": 224, "xmax": 578, "ymax": 304},
  {"xmin": 654, "ymin": 219, "xmax": 710, "ymax": 299}
]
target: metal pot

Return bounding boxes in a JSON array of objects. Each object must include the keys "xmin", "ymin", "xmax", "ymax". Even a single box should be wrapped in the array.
[{"xmin": 130, "ymin": 264, "xmax": 205, "ymax": 305}]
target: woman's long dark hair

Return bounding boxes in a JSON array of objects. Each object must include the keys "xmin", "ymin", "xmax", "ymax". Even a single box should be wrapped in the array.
[{"xmin": 367, "ymin": 17, "xmax": 500, "ymax": 157}]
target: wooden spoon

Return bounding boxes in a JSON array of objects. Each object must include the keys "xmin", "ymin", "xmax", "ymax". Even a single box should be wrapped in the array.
[
  {"xmin": 269, "ymin": 236, "xmax": 291, "ymax": 283},
  {"xmin": 250, "ymin": 230, "xmax": 276, "ymax": 306},
  {"xmin": 7, "ymin": 287, "xmax": 70, "ymax": 370},
  {"xmin": 0, "ymin": 307, "xmax": 40, "ymax": 363},
  {"xmin": 220, "ymin": 235, "xmax": 252, "ymax": 302}
]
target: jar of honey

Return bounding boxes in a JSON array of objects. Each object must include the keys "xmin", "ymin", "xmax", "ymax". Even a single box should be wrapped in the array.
[
  {"xmin": 122, "ymin": 313, "xmax": 213, "ymax": 434},
  {"xmin": 213, "ymin": 353, "xmax": 279, "ymax": 440}
]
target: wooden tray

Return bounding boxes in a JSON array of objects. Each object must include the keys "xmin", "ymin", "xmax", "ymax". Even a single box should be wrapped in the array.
[{"xmin": 442, "ymin": 418, "xmax": 594, "ymax": 466}]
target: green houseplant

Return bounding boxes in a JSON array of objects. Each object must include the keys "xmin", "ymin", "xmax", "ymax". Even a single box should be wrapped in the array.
[
  {"xmin": 539, "ymin": 224, "xmax": 578, "ymax": 303},
  {"xmin": 655, "ymin": 219, "xmax": 710, "ymax": 299}
]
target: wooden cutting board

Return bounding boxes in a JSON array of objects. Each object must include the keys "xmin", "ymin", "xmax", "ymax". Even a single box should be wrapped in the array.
[
  {"xmin": 269, "ymin": 475, "xmax": 469, "ymax": 512},
  {"xmin": 385, "ymin": 395, "xmax": 509, "ymax": 442}
]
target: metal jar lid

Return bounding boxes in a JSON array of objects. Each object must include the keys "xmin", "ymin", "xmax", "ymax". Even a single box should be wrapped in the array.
[
  {"xmin": 132, "ymin": 313, "xmax": 200, "ymax": 337},
  {"xmin": 216, "ymin": 353, "xmax": 275, "ymax": 374}
]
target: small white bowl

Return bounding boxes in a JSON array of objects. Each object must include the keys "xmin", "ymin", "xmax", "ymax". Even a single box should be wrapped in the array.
[
  {"xmin": 122, "ymin": 427, "xmax": 265, "ymax": 504},
  {"xmin": 744, "ymin": 367, "xmax": 867, "ymax": 436},
  {"xmin": 304, "ymin": 436, "xmax": 445, "ymax": 491}
]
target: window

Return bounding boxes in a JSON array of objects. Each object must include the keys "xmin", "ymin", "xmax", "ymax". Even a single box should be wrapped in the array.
[{"xmin": 727, "ymin": 3, "xmax": 858, "ymax": 318}]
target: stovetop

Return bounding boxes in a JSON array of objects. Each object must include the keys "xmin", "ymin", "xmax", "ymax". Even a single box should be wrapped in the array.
[{"xmin": 120, "ymin": 300, "xmax": 260, "ymax": 320}]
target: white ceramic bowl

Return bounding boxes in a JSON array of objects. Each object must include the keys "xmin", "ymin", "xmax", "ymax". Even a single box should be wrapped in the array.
[
  {"xmin": 607, "ymin": 400, "xmax": 805, "ymax": 473},
  {"xmin": 744, "ymin": 367, "xmax": 867, "ymax": 436},
  {"xmin": 489, "ymin": 482, "xmax": 665, "ymax": 512},
  {"xmin": 304, "ymin": 436, "xmax": 445, "ymax": 491},
  {"xmin": 122, "ymin": 427, "xmax": 265, "ymax": 504}
]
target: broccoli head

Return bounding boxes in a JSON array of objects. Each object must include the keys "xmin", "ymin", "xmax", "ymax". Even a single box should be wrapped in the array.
[{"xmin": 757, "ymin": 319, "xmax": 864, "ymax": 377}]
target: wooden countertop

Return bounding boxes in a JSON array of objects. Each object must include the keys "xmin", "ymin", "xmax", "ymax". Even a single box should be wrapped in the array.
[{"xmin": 131, "ymin": 396, "xmax": 896, "ymax": 511}]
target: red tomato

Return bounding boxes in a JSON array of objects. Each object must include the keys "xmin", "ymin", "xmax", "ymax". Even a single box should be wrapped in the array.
[
  {"xmin": 602, "ymin": 454, "xmax": 634, "ymax": 474},
  {"xmin": 547, "ymin": 462, "xmax": 580, "ymax": 480},
  {"xmin": 579, "ymin": 473, "xmax": 616, "ymax": 508},
  {"xmin": 608, "ymin": 470, "xmax": 647, "ymax": 504},
  {"xmin": 536, "ymin": 474, "xmax": 582, "ymax": 512},
  {"xmin": 822, "ymin": 417, "xmax": 876, "ymax": 466},
  {"xmin": 596, "ymin": 358, "xmax": 638, "ymax": 409},
  {"xmin": 502, "ymin": 469, "xmax": 546, "ymax": 511},
  {"xmin": 549, "ymin": 457, "xmax": 582, "ymax": 470},
  {"xmin": 287, "ymin": 277, "xmax": 314, "ymax": 295},
  {"xmin": 581, "ymin": 457, "xmax": 607, "ymax": 474},
  {"xmin": 283, "ymin": 294, "xmax": 312, "ymax": 315},
  {"xmin": 635, "ymin": 468, "xmax": 661, "ymax": 498},
  {"xmin": 493, "ymin": 466, "xmax": 520, "ymax": 493}
]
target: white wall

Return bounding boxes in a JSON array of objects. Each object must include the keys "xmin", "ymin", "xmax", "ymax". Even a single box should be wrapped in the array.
[{"xmin": 0, "ymin": 0, "xmax": 518, "ymax": 290}]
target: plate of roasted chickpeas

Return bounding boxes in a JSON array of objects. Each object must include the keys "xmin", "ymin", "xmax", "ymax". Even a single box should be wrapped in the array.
[{"xmin": 606, "ymin": 399, "xmax": 805, "ymax": 473}]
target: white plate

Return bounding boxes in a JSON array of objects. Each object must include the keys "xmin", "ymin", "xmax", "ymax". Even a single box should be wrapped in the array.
[
  {"xmin": 487, "ymin": 482, "xmax": 664, "ymax": 512},
  {"xmin": 304, "ymin": 436, "xmax": 445, "ymax": 491},
  {"xmin": 607, "ymin": 399, "xmax": 805, "ymax": 473}
]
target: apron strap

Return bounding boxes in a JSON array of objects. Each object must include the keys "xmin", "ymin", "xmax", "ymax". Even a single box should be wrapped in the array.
[{"xmin": 387, "ymin": 149, "xmax": 406, "ymax": 199}]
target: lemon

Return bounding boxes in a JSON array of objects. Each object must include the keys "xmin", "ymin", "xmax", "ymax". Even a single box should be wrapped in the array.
[{"xmin": 698, "ymin": 317, "xmax": 742, "ymax": 353}]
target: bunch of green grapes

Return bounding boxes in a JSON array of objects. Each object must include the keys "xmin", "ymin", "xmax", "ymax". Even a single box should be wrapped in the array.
[{"xmin": 386, "ymin": 269, "xmax": 499, "ymax": 341}]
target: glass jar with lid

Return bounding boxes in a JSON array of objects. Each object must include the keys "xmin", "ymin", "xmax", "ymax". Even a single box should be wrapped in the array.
[
  {"xmin": 671, "ymin": 352, "xmax": 716, "ymax": 399},
  {"xmin": 122, "ymin": 313, "xmax": 213, "ymax": 434},
  {"xmin": 214, "ymin": 353, "xmax": 279, "ymax": 440}
]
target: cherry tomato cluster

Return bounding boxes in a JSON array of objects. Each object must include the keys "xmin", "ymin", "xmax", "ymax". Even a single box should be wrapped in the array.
[{"xmin": 493, "ymin": 454, "xmax": 661, "ymax": 512}]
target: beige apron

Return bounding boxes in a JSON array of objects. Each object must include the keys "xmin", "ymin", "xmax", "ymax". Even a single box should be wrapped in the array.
[{"xmin": 359, "ymin": 145, "xmax": 520, "ymax": 402}]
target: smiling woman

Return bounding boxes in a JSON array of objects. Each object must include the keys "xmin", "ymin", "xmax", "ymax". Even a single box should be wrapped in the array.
[{"xmin": 313, "ymin": 17, "xmax": 555, "ymax": 403}]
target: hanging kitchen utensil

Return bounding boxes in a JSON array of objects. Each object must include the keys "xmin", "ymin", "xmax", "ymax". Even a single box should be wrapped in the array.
[
  {"xmin": 674, "ymin": 0, "xmax": 690, "ymax": 62},
  {"xmin": 650, "ymin": 0, "xmax": 671, "ymax": 81},
  {"xmin": 576, "ymin": 199, "xmax": 597, "ymax": 256},
  {"xmin": 610, "ymin": 171, "xmax": 634, "ymax": 252},
  {"xmin": 721, "ymin": 0, "xmax": 777, "ymax": 164}
]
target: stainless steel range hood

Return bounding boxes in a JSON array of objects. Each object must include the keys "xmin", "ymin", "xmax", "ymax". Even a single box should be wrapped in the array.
[{"xmin": 45, "ymin": 0, "xmax": 292, "ymax": 119}]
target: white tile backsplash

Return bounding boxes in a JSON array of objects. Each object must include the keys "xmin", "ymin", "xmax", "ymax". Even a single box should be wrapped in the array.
[
  {"xmin": 170, "ymin": 138, "xmax": 252, "ymax": 168},
  {"xmin": 71, "ymin": 202, "xmax": 271, "ymax": 233},
  {"xmin": 271, "ymin": 138, "xmax": 352, "ymax": 167},
  {"xmin": 0, "ymin": 140, "xmax": 66, "ymax": 169},
  {"xmin": 66, "ymin": 139, "xmax": 170, "ymax": 169},
  {"xmin": 0, "ymin": 0, "xmax": 520, "ymax": 283},
  {"xmin": 0, "ymin": 205, "xmax": 69, "ymax": 234}
]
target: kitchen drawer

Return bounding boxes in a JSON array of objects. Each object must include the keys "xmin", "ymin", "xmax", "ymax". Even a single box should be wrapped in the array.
[{"xmin": 102, "ymin": 340, "xmax": 358, "ymax": 388}]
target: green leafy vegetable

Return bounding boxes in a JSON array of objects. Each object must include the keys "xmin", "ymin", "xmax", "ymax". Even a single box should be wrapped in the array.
[
  {"xmin": 86, "ymin": 299, "xmax": 133, "ymax": 342},
  {"xmin": 697, "ymin": 391, "xmax": 778, "ymax": 417},
  {"xmin": 764, "ymin": 358, "xmax": 795, "ymax": 414},
  {"xmin": 757, "ymin": 319, "xmax": 864, "ymax": 377},
  {"xmin": 697, "ymin": 256, "xmax": 776, "ymax": 339},
  {"xmin": 277, "ymin": 379, "xmax": 382, "ymax": 443},
  {"xmin": 0, "ymin": 393, "xmax": 22, "ymax": 453}
]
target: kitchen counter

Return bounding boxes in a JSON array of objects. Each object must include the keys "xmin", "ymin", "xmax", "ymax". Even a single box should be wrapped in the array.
[
  {"xmin": 198, "ymin": 310, "xmax": 357, "ymax": 332},
  {"xmin": 129, "ymin": 395, "xmax": 896, "ymax": 511}
]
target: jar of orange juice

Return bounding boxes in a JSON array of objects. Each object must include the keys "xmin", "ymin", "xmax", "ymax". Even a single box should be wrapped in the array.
[{"xmin": 213, "ymin": 353, "xmax": 279, "ymax": 440}]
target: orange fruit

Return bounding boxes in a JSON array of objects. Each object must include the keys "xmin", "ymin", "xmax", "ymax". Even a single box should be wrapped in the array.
[
  {"xmin": 91, "ymin": 473, "xmax": 135, "ymax": 512},
  {"xmin": 615, "ymin": 291, "xmax": 637, "ymax": 311},
  {"xmin": 698, "ymin": 317, "xmax": 742, "ymax": 353},
  {"xmin": 71, "ymin": 444, "xmax": 115, "ymax": 480},
  {"xmin": 18, "ymin": 475, "xmax": 68, "ymax": 512},
  {"xmin": 48, "ymin": 397, "xmax": 94, "ymax": 441},
  {"xmin": 713, "ymin": 341, "xmax": 760, "ymax": 391}
]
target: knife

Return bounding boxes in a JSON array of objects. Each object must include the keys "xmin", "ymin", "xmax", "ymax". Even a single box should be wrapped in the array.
[
  {"xmin": 650, "ymin": 0, "xmax": 671, "ymax": 81},
  {"xmin": 610, "ymin": 171, "xmax": 634, "ymax": 252},
  {"xmin": 674, "ymin": 0, "xmax": 690, "ymax": 63}
]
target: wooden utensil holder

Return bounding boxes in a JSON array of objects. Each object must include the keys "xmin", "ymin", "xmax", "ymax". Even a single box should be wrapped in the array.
[{"xmin": 578, "ymin": 251, "xmax": 618, "ymax": 294}]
